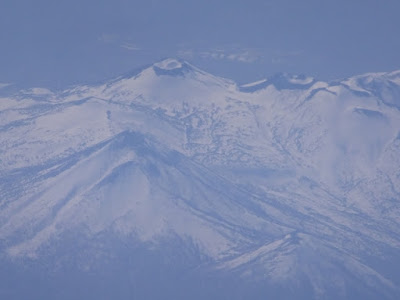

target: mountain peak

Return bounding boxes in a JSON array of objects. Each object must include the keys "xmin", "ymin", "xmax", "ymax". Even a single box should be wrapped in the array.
[
  {"xmin": 153, "ymin": 58, "xmax": 184, "ymax": 70},
  {"xmin": 152, "ymin": 58, "xmax": 193, "ymax": 77}
]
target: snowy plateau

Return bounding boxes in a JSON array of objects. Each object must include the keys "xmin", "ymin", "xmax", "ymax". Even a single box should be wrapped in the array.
[{"xmin": 1, "ymin": 58, "xmax": 400, "ymax": 299}]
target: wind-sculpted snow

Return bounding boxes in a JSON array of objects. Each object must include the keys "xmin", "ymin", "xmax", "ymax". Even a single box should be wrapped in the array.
[
  {"xmin": 1, "ymin": 58, "xmax": 400, "ymax": 299},
  {"xmin": 240, "ymin": 73, "xmax": 316, "ymax": 93}
]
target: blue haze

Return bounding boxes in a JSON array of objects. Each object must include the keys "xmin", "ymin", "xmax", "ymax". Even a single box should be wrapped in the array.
[{"xmin": 1, "ymin": 0, "xmax": 400, "ymax": 88}]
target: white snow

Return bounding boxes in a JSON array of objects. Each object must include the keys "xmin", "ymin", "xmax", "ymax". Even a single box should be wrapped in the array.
[
  {"xmin": 21, "ymin": 87, "xmax": 54, "ymax": 95},
  {"xmin": 153, "ymin": 58, "xmax": 183, "ymax": 70},
  {"xmin": 240, "ymin": 79, "xmax": 267, "ymax": 88},
  {"xmin": 288, "ymin": 76, "xmax": 314, "ymax": 85}
]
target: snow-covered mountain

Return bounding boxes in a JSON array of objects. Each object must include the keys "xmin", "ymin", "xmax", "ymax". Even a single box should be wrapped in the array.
[{"xmin": 1, "ymin": 58, "xmax": 400, "ymax": 299}]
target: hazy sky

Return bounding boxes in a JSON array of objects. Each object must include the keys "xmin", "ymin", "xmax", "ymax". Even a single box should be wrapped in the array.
[{"xmin": 1, "ymin": 0, "xmax": 400, "ymax": 88}]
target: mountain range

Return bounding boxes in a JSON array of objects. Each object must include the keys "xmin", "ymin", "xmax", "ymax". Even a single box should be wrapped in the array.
[{"xmin": 1, "ymin": 58, "xmax": 400, "ymax": 299}]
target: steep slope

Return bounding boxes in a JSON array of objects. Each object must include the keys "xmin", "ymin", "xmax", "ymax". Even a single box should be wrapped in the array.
[{"xmin": 1, "ymin": 58, "xmax": 400, "ymax": 299}]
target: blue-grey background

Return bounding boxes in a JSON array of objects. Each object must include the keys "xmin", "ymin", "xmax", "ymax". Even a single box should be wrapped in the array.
[{"xmin": 1, "ymin": 0, "xmax": 400, "ymax": 87}]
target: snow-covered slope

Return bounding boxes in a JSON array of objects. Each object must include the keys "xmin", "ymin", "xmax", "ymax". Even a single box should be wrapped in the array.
[{"xmin": 1, "ymin": 58, "xmax": 400, "ymax": 299}]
